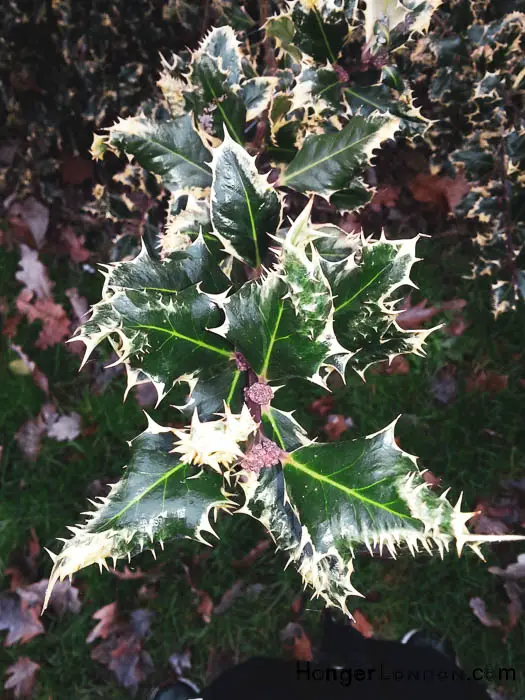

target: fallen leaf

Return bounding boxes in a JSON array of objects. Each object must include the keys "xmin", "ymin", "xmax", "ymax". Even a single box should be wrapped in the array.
[
  {"xmin": 232, "ymin": 539, "xmax": 270, "ymax": 569},
  {"xmin": 369, "ymin": 185, "xmax": 401, "ymax": 212},
  {"xmin": 130, "ymin": 609, "xmax": 154, "ymax": 639},
  {"xmin": 280, "ymin": 622, "xmax": 312, "ymax": 661},
  {"xmin": 0, "ymin": 594, "xmax": 45, "ymax": 646},
  {"xmin": 409, "ymin": 172, "xmax": 470, "ymax": 213},
  {"xmin": 182, "ymin": 564, "xmax": 214, "ymax": 623},
  {"xmin": 16, "ymin": 290, "xmax": 70, "ymax": 349},
  {"xmin": 422, "ymin": 470, "xmax": 442, "ymax": 488},
  {"xmin": 61, "ymin": 226, "xmax": 90, "ymax": 263},
  {"xmin": 169, "ymin": 649, "xmax": 192, "ymax": 676},
  {"xmin": 133, "ymin": 382, "xmax": 158, "ymax": 408},
  {"xmin": 308, "ymin": 395, "xmax": 334, "ymax": 417},
  {"xmin": 46, "ymin": 413, "xmax": 82, "ymax": 441},
  {"xmin": 213, "ymin": 581, "xmax": 245, "ymax": 616},
  {"xmin": 372, "ymin": 355, "xmax": 410, "ymax": 376},
  {"xmin": 322, "ymin": 414, "xmax": 353, "ymax": 441},
  {"xmin": 466, "ymin": 371, "xmax": 508, "ymax": 394},
  {"xmin": 8, "ymin": 198, "xmax": 49, "ymax": 248},
  {"xmin": 88, "ymin": 603, "xmax": 154, "ymax": 694},
  {"xmin": 291, "ymin": 594, "xmax": 303, "ymax": 616},
  {"xmin": 65, "ymin": 288, "xmax": 89, "ymax": 322},
  {"xmin": 350, "ymin": 609, "xmax": 374, "ymax": 638},
  {"xmin": 15, "ymin": 246, "xmax": 53, "ymax": 299},
  {"xmin": 17, "ymin": 579, "xmax": 81, "ymax": 618},
  {"xmin": 197, "ymin": 592, "xmax": 214, "ymax": 624},
  {"xmin": 430, "ymin": 365, "xmax": 457, "ymax": 405},
  {"xmin": 86, "ymin": 602, "xmax": 119, "ymax": 644},
  {"xmin": 469, "ymin": 597, "xmax": 503, "ymax": 629},
  {"xmin": 14, "ymin": 415, "xmax": 46, "ymax": 462},
  {"xmin": 4, "ymin": 657, "xmax": 40, "ymax": 698},
  {"xmin": 397, "ymin": 298, "xmax": 441, "ymax": 330}
]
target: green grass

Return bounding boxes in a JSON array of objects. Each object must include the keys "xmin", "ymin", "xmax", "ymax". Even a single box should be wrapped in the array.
[{"xmin": 1, "ymin": 236, "xmax": 525, "ymax": 698}]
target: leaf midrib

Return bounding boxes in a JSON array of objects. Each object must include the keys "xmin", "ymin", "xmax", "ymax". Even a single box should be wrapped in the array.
[
  {"xmin": 334, "ymin": 261, "xmax": 392, "ymax": 313},
  {"xmin": 286, "ymin": 455, "xmax": 413, "ymax": 520},
  {"xmin": 103, "ymin": 461, "xmax": 187, "ymax": 528},
  {"xmin": 131, "ymin": 132, "xmax": 210, "ymax": 177},
  {"xmin": 133, "ymin": 323, "xmax": 232, "ymax": 357},
  {"xmin": 282, "ymin": 123, "xmax": 379, "ymax": 184},
  {"xmin": 260, "ymin": 300, "xmax": 285, "ymax": 377}
]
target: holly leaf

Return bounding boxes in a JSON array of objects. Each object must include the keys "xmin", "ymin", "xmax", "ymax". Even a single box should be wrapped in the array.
[
  {"xmin": 44, "ymin": 419, "xmax": 233, "ymax": 611},
  {"xmin": 211, "ymin": 205, "xmax": 346, "ymax": 384},
  {"xmin": 192, "ymin": 26, "xmax": 244, "ymax": 87},
  {"xmin": 72, "ymin": 243, "xmax": 233, "ymax": 404},
  {"xmin": 281, "ymin": 115, "xmax": 401, "ymax": 199},
  {"xmin": 210, "ymin": 132, "xmax": 282, "ymax": 267},
  {"xmin": 291, "ymin": 0, "xmax": 350, "ymax": 63},
  {"xmin": 261, "ymin": 406, "xmax": 310, "ymax": 452},
  {"xmin": 323, "ymin": 234, "xmax": 435, "ymax": 377},
  {"xmin": 240, "ymin": 419, "xmax": 516, "ymax": 614},
  {"xmin": 242, "ymin": 77, "xmax": 276, "ymax": 121},
  {"xmin": 92, "ymin": 114, "xmax": 212, "ymax": 194}
]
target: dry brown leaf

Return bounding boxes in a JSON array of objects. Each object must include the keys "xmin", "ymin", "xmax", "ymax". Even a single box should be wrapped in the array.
[
  {"xmin": 8, "ymin": 198, "xmax": 49, "ymax": 248},
  {"xmin": 61, "ymin": 226, "xmax": 90, "ymax": 263},
  {"xmin": 369, "ymin": 185, "xmax": 401, "ymax": 212},
  {"xmin": 86, "ymin": 602, "xmax": 119, "ymax": 644},
  {"xmin": 0, "ymin": 594, "xmax": 45, "ymax": 646},
  {"xmin": 17, "ymin": 579, "xmax": 81, "ymax": 618},
  {"xmin": 46, "ymin": 413, "xmax": 82, "ymax": 441},
  {"xmin": 16, "ymin": 290, "xmax": 70, "ymax": 349},
  {"xmin": 232, "ymin": 539, "xmax": 270, "ymax": 569},
  {"xmin": 307, "ymin": 395, "xmax": 334, "ymax": 417},
  {"xmin": 169, "ymin": 649, "xmax": 192, "ymax": 676},
  {"xmin": 322, "ymin": 414, "xmax": 353, "ymax": 441},
  {"xmin": 469, "ymin": 597, "xmax": 504, "ymax": 630},
  {"xmin": 409, "ymin": 172, "xmax": 470, "ymax": 212},
  {"xmin": 466, "ymin": 371, "xmax": 508, "ymax": 394},
  {"xmin": 396, "ymin": 298, "xmax": 441, "ymax": 329},
  {"xmin": 4, "ymin": 657, "xmax": 40, "ymax": 698}
]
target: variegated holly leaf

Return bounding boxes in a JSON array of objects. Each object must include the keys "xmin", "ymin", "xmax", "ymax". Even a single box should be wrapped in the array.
[
  {"xmin": 210, "ymin": 132, "xmax": 282, "ymax": 267},
  {"xmin": 91, "ymin": 114, "xmax": 212, "ymax": 194},
  {"xmin": 186, "ymin": 53, "xmax": 247, "ymax": 145},
  {"xmin": 242, "ymin": 77, "xmax": 277, "ymax": 122},
  {"xmin": 72, "ymin": 243, "xmax": 234, "ymax": 404},
  {"xmin": 265, "ymin": 12, "xmax": 299, "ymax": 58},
  {"xmin": 280, "ymin": 115, "xmax": 401, "ymax": 199},
  {"xmin": 192, "ymin": 26, "xmax": 244, "ymax": 88},
  {"xmin": 239, "ymin": 419, "xmax": 521, "ymax": 614},
  {"xmin": 44, "ymin": 419, "xmax": 232, "ymax": 611},
  {"xmin": 210, "ymin": 204, "xmax": 346, "ymax": 384},
  {"xmin": 175, "ymin": 365, "xmax": 244, "ymax": 422},
  {"xmin": 323, "ymin": 234, "xmax": 434, "ymax": 377},
  {"xmin": 291, "ymin": 0, "xmax": 350, "ymax": 63},
  {"xmin": 364, "ymin": 0, "xmax": 442, "ymax": 53},
  {"xmin": 261, "ymin": 406, "xmax": 310, "ymax": 452}
]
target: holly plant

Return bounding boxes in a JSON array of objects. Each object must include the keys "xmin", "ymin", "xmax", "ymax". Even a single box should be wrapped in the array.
[{"xmin": 44, "ymin": 0, "xmax": 523, "ymax": 615}]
